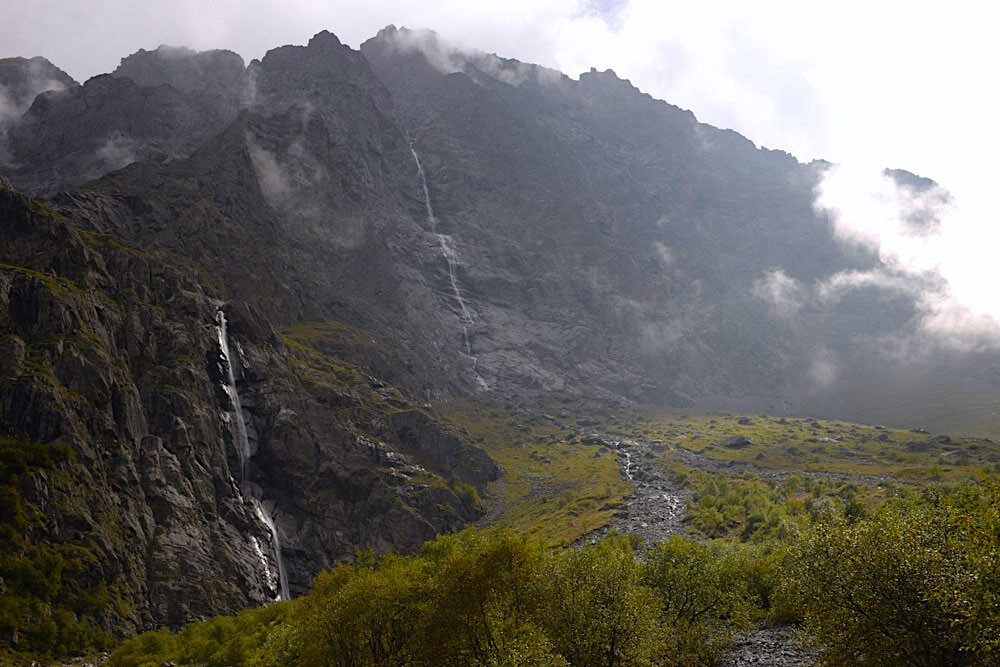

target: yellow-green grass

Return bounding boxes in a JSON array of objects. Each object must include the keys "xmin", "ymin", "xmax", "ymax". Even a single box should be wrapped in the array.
[
  {"xmin": 614, "ymin": 409, "xmax": 1000, "ymax": 481},
  {"xmin": 438, "ymin": 399, "xmax": 631, "ymax": 546}
]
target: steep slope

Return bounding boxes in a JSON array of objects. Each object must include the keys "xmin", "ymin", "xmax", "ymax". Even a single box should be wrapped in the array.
[
  {"xmin": 2, "ymin": 46, "xmax": 251, "ymax": 196},
  {"xmin": 361, "ymin": 26, "xmax": 1000, "ymax": 418},
  {"xmin": 0, "ymin": 178, "xmax": 497, "ymax": 644}
]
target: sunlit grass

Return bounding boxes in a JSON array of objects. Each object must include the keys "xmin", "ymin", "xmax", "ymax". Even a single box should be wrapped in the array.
[{"xmin": 438, "ymin": 399, "xmax": 630, "ymax": 545}]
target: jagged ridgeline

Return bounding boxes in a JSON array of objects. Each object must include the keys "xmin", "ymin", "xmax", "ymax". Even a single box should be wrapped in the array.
[{"xmin": 1, "ymin": 23, "xmax": 1000, "ymax": 662}]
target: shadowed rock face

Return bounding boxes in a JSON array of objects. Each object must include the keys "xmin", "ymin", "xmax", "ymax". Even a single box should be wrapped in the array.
[
  {"xmin": 1, "ymin": 25, "xmax": 999, "ymax": 637},
  {"xmin": 0, "ymin": 152, "xmax": 497, "ymax": 632},
  {"xmin": 358, "ymin": 27, "xmax": 930, "ymax": 411},
  {"xmin": 2, "ymin": 47, "xmax": 250, "ymax": 195},
  {"xmin": 113, "ymin": 45, "xmax": 249, "ymax": 117}
]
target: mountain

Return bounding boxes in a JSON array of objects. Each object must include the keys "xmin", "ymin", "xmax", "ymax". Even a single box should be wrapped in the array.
[{"xmin": 1, "ymin": 25, "xmax": 998, "ymax": 645}]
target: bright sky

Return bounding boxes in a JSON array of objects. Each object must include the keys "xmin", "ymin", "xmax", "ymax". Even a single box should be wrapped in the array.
[{"xmin": 5, "ymin": 0, "xmax": 1000, "ymax": 339}]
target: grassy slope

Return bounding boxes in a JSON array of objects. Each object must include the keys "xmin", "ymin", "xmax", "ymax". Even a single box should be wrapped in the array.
[
  {"xmin": 615, "ymin": 408, "xmax": 1000, "ymax": 481},
  {"xmin": 438, "ymin": 400, "xmax": 630, "ymax": 545}
]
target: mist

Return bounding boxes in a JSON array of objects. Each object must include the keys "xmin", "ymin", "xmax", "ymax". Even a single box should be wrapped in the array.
[
  {"xmin": 0, "ymin": 58, "xmax": 69, "ymax": 128},
  {"xmin": 375, "ymin": 26, "xmax": 563, "ymax": 88},
  {"xmin": 814, "ymin": 164, "xmax": 1000, "ymax": 352}
]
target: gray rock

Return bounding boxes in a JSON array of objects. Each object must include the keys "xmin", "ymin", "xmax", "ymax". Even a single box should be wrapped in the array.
[{"xmin": 721, "ymin": 435, "xmax": 753, "ymax": 448}]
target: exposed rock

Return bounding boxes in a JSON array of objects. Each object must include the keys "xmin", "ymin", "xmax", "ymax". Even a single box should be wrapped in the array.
[
  {"xmin": 721, "ymin": 435, "xmax": 753, "ymax": 448},
  {"xmin": 0, "ymin": 56, "xmax": 77, "ymax": 130},
  {"xmin": 0, "ymin": 184, "xmax": 499, "ymax": 632}
]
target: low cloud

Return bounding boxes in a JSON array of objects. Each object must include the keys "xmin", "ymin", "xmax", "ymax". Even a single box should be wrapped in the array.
[
  {"xmin": 246, "ymin": 129, "xmax": 366, "ymax": 250},
  {"xmin": 94, "ymin": 131, "xmax": 138, "ymax": 172},
  {"xmin": 814, "ymin": 269, "xmax": 913, "ymax": 305},
  {"xmin": 652, "ymin": 241, "xmax": 674, "ymax": 267},
  {"xmin": 814, "ymin": 164, "xmax": 1000, "ymax": 351},
  {"xmin": 752, "ymin": 268, "xmax": 805, "ymax": 318},
  {"xmin": 381, "ymin": 27, "xmax": 562, "ymax": 88},
  {"xmin": 806, "ymin": 348, "xmax": 838, "ymax": 392},
  {"xmin": 0, "ymin": 62, "xmax": 69, "ymax": 129}
]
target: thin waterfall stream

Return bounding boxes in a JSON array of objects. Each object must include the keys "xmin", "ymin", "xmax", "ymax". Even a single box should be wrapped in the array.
[
  {"xmin": 216, "ymin": 308, "xmax": 290, "ymax": 601},
  {"xmin": 410, "ymin": 145, "xmax": 489, "ymax": 390}
]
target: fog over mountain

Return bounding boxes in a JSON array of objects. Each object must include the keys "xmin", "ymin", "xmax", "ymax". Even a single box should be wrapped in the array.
[{"xmin": 1, "ymin": 20, "xmax": 998, "ymax": 639}]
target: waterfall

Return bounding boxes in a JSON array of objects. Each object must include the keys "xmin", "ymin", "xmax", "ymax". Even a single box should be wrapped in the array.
[
  {"xmin": 437, "ymin": 233, "xmax": 475, "ymax": 355},
  {"xmin": 410, "ymin": 145, "xmax": 489, "ymax": 390},
  {"xmin": 410, "ymin": 147, "xmax": 436, "ymax": 229},
  {"xmin": 217, "ymin": 311, "xmax": 250, "ymax": 482},
  {"xmin": 216, "ymin": 308, "xmax": 290, "ymax": 601},
  {"xmin": 253, "ymin": 498, "xmax": 290, "ymax": 602}
]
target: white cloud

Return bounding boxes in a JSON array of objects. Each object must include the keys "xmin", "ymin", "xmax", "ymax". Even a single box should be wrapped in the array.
[
  {"xmin": 753, "ymin": 268, "xmax": 805, "ymax": 318},
  {"xmin": 807, "ymin": 348, "xmax": 838, "ymax": 392},
  {"xmin": 814, "ymin": 269, "xmax": 913, "ymax": 306},
  {"xmin": 814, "ymin": 164, "xmax": 1000, "ymax": 349},
  {"xmin": 652, "ymin": 241, "xmax": 674, "ymax": 267}
]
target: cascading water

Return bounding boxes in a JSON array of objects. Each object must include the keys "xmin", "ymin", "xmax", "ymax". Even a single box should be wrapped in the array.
[
  {"xmin": 216, "ymin": 308, "xmax": 291, "ymax": 601},
  {"xmin": 253, "ymin": 498, "xmax": 290, "ymax": 602},
  {"xmin": 217, "ymin": 312, "xmax": 250, "ymax": 481},
  {"xmin": 410, "ymin": 145, "xmax": 489, "ymax": 390},
  {"xmin": 616, "ymin": 442, "xmax": 635, "ymax": 481}
]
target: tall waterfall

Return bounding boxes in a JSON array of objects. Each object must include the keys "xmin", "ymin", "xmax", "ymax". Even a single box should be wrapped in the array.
[
  {"xmin": 410, "ymin": 146, "xmax": 489, "ymax": 390},
  {"xmin": 217, "ymin": 312, "xmax": 250, "ymax": 481},
  {"xmin": 216, "ymin": 308, "xmax": 291, "ymax": 601}
]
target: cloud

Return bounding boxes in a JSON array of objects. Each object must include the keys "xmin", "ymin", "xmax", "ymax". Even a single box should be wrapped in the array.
[
  {"xmin": 0, "ymin": 59, "xmax": 69, "ymax": 128},
  {"xmin": 377, "ymin": 26, "xmax": 562, "ymax": 88},
  {"xmin": 4, "ymin": 1, "xmax": 999, "ymax": 208},
  {"xmin": 753, "ymin": 268, "xmax": 805, "ymax": 318},
  {"xmin": 814, "ymin": 163, "xmax": 1000, "ymax": 350},
  {"xmin": 652, "ymin": 241, "xmax": 674, "ymax": 267},
  {"xmin": 806, "ymin": 348, "xmax": 838, "ymax": 392},
  {"xmin": 94, "ymin": 131, "xmax": 138, "ymax": 172},
  {"xmin": 814, "ymin": 269, "xmax": 913, "ymax": 305},
  {"xmin": 246, "ymin": 129, "xmax": 367, "ymax": 249}
]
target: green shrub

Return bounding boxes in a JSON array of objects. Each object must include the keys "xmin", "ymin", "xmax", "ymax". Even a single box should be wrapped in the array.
[{"xmin": 787, "ymin": 483, "xmax": 1000, "ymax": 665}]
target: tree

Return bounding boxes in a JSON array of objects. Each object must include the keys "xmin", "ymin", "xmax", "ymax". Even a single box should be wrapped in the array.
[{"xmin": 539, "ymin": 536, "xmax": 659, "ymax": 666}]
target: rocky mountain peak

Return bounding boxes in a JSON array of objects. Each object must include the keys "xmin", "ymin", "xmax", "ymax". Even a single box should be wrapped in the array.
[
  {"xmin": 113, "ymin": 44, "xmax": 247, "ymax": 94},
  {"xmin": 307, "ymin": 29, "xmax": 344, "ymax": 49},
  {"xmin": 0, "ymin": 56, "xmax": 77, "ymax": 130}
]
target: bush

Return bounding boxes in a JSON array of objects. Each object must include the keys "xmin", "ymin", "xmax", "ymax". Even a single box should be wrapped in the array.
[{"xmin": 788, "ymin": 484, "xmax": 1000, "ymax": 666}]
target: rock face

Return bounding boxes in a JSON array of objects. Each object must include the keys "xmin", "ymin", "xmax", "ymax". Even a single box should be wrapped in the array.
[
  {"xmin": 112, "ymin": 45, "xmax": 250, "ymax": 120},
  {"xmin": 0, "ymin": 183, "xmax": 497, "ymax": 633},
  {"xmin": 0, "ymin": 56, "xmax": 77, "ymax": 129},
  {"xmin": 2, "ymin": 25, "xmax": 1000, "ymax": 637}
]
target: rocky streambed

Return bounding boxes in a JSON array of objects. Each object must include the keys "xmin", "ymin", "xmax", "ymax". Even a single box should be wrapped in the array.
[
  {"xmin": 610, "ymin": 438, "xmax": 692, "ymax": 545},
  {"xmin": 589, "ymin": 433, "xmax": 819, "ymax": 666},
  {"xmin": 725, "ymin": 625, "xmax": 818, "ymax": 666}
]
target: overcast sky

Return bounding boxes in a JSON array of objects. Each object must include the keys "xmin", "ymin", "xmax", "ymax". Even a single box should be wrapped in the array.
[{"xmin": 5, "ymin": 0, "xmax": 1000, "ymax": 337}]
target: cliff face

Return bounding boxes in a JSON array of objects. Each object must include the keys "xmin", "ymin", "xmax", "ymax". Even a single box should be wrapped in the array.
[
  {"xmin": 0, "ymin": 174, "xmax": 497, "ymax": 634},
  {"xmin": 0, "ymin": 25, "xmax": 998, "ymax": 639}
]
